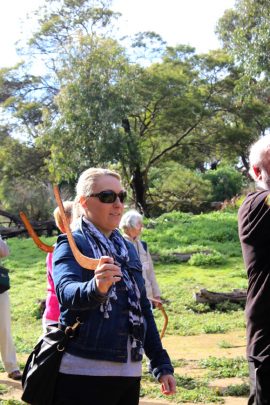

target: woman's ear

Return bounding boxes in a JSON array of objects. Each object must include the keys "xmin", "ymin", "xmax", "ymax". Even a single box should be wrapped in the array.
[
  {"xmin": 79, "ymin": 196, "xmax": 88, "ymax": 209},
  {"xmin": 253, "ymin": 165, "xmax": 262, "ymax": 180},
  {"xmin": 58, "ymin": 221, "xmax": 66, "ymax": 234}
]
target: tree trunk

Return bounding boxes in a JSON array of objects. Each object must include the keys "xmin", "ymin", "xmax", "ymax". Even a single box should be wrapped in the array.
[
  {"xmin": 122, "ymin": 118, "xmax": 150, "ymax": 216},
  {"xmin": 130, "ymin": 166, "xmax": 150, "ymax": 216}
]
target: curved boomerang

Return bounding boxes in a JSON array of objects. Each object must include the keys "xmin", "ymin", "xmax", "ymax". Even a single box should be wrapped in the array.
[
  {"xmin": 19, "ymin": 212, "xmax": 54, "ymax": 253},
  {"xmin": 53, "ymin": 185, "xmax": 99, "ymax": 271},
  {"xmin": 150, "ymin": 298, "xmax": 169, "ymax": 339},
  {"xmin": 20, "ymin": 188, "xmax": 166, "ymax": 337}
]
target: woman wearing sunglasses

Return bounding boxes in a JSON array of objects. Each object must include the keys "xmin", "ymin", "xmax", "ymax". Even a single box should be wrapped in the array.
[{"xmin": 52, "ymin": 168, "xmax": 176, "ymax": 405}]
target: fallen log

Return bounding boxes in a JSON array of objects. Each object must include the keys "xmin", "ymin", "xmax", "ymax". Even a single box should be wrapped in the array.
[
  {"xmin": 151, "ymin": 250, "xmax": 212, "ymax": 263},
  {"xmin": 0, "ymin": 220, "xmax": 57, "ymax": 239},
  {"xmin": 194, "ymin": 288, "xmax": 247, "ymax": 305}
]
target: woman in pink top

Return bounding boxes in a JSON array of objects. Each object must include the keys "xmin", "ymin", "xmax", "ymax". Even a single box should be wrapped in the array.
[{"xmin": 42, "ymin": 201, "xmax": 73, "ymax": 331}]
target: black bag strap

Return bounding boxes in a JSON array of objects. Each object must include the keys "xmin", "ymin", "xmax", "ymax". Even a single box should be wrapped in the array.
[{"xmin": 0, "ymin": 264, "xmax": 10, "ymax": 273}]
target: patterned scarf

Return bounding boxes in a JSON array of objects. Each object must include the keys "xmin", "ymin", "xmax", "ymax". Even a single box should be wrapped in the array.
[{"xmin": 81, "ymin": 217, "xmax": 145, "ymax": 361}]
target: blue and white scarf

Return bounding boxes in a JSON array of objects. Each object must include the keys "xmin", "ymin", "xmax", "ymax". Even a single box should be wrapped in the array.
[{"xmin": 81, "ymin": 217, "xmax": 145, "ymax": 361}]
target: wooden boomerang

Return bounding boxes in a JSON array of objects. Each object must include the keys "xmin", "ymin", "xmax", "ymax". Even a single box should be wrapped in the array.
[
  {"xmin": 53, "ymin": 185, "xmax": 99, "ymax": 270},
  {"xmin": 19, "ymin": 212, "xmax": 54, "ymax": 253},
  {"xmin": 53, "ymin": 187, "xmax": 167, "ymax": 336},
  {"xmin": 150, "ymin": 298, "xmax": 168, "ymax": 339}
]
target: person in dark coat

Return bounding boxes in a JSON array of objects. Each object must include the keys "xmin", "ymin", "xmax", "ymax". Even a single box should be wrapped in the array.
[{"xmin": 238, "ymin": 134, "xmax": 270, "ymax": 405}]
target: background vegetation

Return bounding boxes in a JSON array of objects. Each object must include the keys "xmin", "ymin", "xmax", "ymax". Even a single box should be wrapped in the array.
[{"xmin": 0, "ymin": 0, "xmax": 269, "ymax": 219}]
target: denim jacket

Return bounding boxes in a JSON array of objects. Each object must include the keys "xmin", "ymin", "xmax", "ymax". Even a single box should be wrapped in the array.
[{"xmin": 52, "ymin": 226, "xmax": 174, "ymax": 380}]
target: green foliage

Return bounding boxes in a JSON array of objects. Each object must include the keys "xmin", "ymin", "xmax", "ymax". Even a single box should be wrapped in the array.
[
  {"xmin": 142, "ymin": 209, "xmax": 241, "ymax": 259},
  {"xmin": 0, "ymin": 178, "xmax": 55, "ymax": 220},
  {"xmin": 218, "ymin": 340, "xmax": 234, "ymax": 349},
  {"xmin": 188, "ymin": 251, "xmax": 226, "ymax": 266},
  {"xmin": 222, "ymin": 383, "xmax": 249, "ymax": 397},
  {"xmin": 45, "ymin": 36, "xmax": 136, "ymax": 182},
  {"xmin": 0, "ymin": 384, "xmax": 8, "ymax": 395},
  {"xmin": 215, "ymin": 301, "xmax": 245, "ymax": 312},
  {"xmin": 149, "ymin": 162, "xmax": 212, "ymax": 214},
  {"xmin": 203, "ymin": 165, "xmax": 245, "ymax": 202},
  {"xmin": 2, "ymin": 2, "xmax": 264, "ymax": 214},
  {"xmin": 199, "ymin": 357, "xmax": 248, "ymax": 378},
  {"xmin": 141, "ymin": 371, "xmax": 222, "ymax": 403},
  {"xmin": 217, "ymin": 0, "xmax": 270, "ymax": 77},
  {"xmin": 203, "ymin": 324, "xmax": 228, "ymax": 334},
  {"xmin": 3, "ymin": 237, "xmax": 51, "ymax": 351}
]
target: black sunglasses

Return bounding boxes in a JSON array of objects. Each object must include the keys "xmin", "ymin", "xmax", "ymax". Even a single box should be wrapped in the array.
[{"xmin": 89, "ymin": 190, "xmax": 127, "ymax": 204}]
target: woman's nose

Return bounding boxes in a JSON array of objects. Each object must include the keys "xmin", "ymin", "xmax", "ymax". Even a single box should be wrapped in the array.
[{"xmin": 113, "ymin": 196, "xmax": 123, "ymax": 206}]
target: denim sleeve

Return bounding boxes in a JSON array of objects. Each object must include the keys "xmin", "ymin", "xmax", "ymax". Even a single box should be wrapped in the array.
[
  {"xmin": 52, "ymin": 234, "xmax": 108, "ymax": 310},
  {"xmin": 140, "ymin": 280, "xmax": 174, "ymax": 380}
]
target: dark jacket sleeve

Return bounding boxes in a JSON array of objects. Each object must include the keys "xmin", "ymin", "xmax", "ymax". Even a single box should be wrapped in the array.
[
  {"xmin": 239, "ymin": 190, "xmax": 270, "ymax": 243},
  {"xmin": 125, "ymin": 240, "xmax": 174, "ymax": 379},
  {"xmin": 140, "ymin": 285, "xmax": 174, "ymax": 379},
  {"xmin": 52, "ymin": 233, "xmax": 108, "ymax": 310}
]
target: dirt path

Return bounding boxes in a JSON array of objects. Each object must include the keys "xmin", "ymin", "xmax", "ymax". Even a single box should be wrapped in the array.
[{"xmin": 0, "ymin": 331, "xmax": 248, "ymax": 404}]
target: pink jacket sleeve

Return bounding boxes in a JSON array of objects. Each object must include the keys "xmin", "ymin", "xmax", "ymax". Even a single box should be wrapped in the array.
[{"xmin": 0, "ymin": 235, "xmax": 9, "ymax": 258}]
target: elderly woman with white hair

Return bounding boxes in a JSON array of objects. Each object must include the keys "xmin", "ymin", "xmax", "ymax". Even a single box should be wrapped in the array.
[{"xmin": 119, "ymin": 209, "xmax": 161, "ymax": 308}]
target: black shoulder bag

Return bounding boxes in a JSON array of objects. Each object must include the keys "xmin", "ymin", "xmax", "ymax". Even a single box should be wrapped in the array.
[
  {"xmin": 21, "ymin": 320, "xmax": 80, "ymax": 405},
  {"xmin": 0, "ymin": 265, "xmax": 10, "ymax": 293}
]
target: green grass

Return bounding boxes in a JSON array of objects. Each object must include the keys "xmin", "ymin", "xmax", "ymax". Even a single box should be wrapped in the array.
[
  {"xmin": 0, "ymin": 209, "xmax": 249, "ymax": 403},
  {"xmin": 222, "ymin": 383, "xmax": 249, "ymax": 397},
  {"xmin": 199, "ymin": 357, "xmax": 248, "ymax": 378},
  {"xmin": 218, "ymin": 340, "xmax": 235, "ymax": 349},
  {"xmin": 144, "ymin": 210, "xmax": 241, "ymax": 259},
  {"xmin": 0, "ymin": 384, "xmax": 8, "ymax": 395}
]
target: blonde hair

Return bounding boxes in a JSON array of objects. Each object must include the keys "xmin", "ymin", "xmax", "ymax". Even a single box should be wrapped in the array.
[
  {"xmin": 73, "ymin": 168, "xmax": 121, "ymax": 222},
  {"xmin": 53, "ymin": 200, "xmax": 73, "ymax": 233}
]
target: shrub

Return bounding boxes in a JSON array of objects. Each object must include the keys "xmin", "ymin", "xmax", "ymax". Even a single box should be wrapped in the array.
[
  {"xmin": 0, "ymin": 384, "xmax": 8, "ymax": 395},
  {"xmin": 203, "ymin": 324, "xmax": 227, "ymax": 334},
  {"xmin": 199, "ymin": 356, "xmax": 248, "ymax": 378},
  {"xmin": 222, "ymin": 383, "xmax": 249, "ymax": 397},
  {"xmin": 203, "ymin": 165, "xmax": 245, "ymax": 202},
  {"xmin": 189, "ymin": 251, "xmax": 226, "ymax": 266},
  {"xmin": 218, "ymin": 340, "xmax": 234, "ymax": 348},
  {"xmin": 215, "ymin": 301, "xmax": 245, "ymax": 312}
]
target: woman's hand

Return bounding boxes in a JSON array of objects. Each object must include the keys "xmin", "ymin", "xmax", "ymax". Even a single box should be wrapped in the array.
[
  {"xmin": 159, "ymin": 374, "xmax": 176, "ymax": 395},
  {"xmin": 153, "ymin": 296, "xmax": 162, "ymax": 308},
  {"xmin": 95, "ymin": 256, "xmax": 122, "ymax": 294}
]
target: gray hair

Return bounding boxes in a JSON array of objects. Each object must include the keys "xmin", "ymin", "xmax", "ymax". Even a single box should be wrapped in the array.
[
  {"xmin": 119, "ymin": 209, "xmax": 143, "ymax": 231},
  {"xmin": 249, "ymin": 135, "xmax": 270, "ymax": 187}
]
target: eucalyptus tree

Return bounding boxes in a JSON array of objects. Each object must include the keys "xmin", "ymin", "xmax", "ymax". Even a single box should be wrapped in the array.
[
  {"xmin": 43, "ymin": 44, "xmax": 234, "ymax": 213},
  {"xmin": 216, "ymin": 0, "xmax": 270, "ymax": 77},
  {"xmin": 118, "ymin": 47, "xmax": 269, "ymax": 211},
  {"xmin": 0, "ymin": 0, "xmax": 119, "ymax": 214},
  {"xmin": 2, "ymin": 0, "xmax": 270, "ymax": 216},
  {"xmin": 0, "ymin": 125, "xmax": 55, "ymax": 218},
  {"xmin": 216, "ymin": 0, "xmax": 270, "ymax": 172}
]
